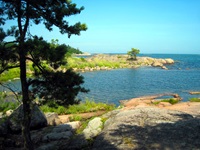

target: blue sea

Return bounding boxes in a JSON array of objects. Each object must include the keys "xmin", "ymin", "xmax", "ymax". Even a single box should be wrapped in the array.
[{"xmin": 79, "ymin": 54, "xmax": 200, "ymax": 105}]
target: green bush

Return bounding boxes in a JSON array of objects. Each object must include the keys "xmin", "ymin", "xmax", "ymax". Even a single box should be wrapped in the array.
[
  {"xmin": 161, "ymin": 98, "xmax": 179, "ymax": 104},
  {"xmin": 153, "ymin": 98, "xmax": 179, "ymax": 105},
  {"xmin": 57, "ymin": 106, "xmax": 67, "ymax": 114},
  {"xmin": 189, "ymin": 98, "xmax": 200, "ymax": 102},
  {"xmin": 39, "ymin": 105, "xmax": 56, "ymax": 113}
]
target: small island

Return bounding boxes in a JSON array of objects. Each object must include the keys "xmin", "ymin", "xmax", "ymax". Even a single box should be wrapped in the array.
[{"xmin": 68, "ymin": 54, "xmax": 175, "ymax": 72}]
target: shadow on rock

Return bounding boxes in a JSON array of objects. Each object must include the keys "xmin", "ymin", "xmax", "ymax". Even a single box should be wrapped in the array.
[{"xmin": 92, "ymin": 107, "xmax": 200, "ymax": 150}]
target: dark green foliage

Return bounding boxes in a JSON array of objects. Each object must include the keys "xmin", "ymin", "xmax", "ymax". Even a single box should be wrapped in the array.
[
  {"xmin": 31, "ymin": 69, "xmax": 89, "ymax": 106},
  {"xmin": 66, "ymin": 45, "xmax": 83, "ymax": 55},
  {"xmin": 25, "ymin": 36, "xmax": 68, "ymax": 70},
  {"xmin": 127, "ymin": 48, "xmax": 140, "ymax": 60},
  {"xmin": 0, "ymin": 0, "xmax": 87, "ymax": 149},
  {"xmin": 0, "ymin": 38, "xmax": 19, "ymax": 75},
  {"xmin": 0, "ymin": 28, "xmax": 6, "ymax": 41},
  {"xmin": 0, "ymin": 0, "xmax": 87, "ymax": 36}
]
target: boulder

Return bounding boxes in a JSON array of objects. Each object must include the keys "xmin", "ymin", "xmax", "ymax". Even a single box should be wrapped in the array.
[
  {"xmin": 7, "ymin": 104, "xmax": 47, "ymax": 133},
  {"xmin": 0, "ymin": 112, "xmax": 3, "ymax": 119},
  {"xmin": 151, "ymin": 61, "xmax": 163, "ymax": 67},
  {"xmin": 58, "ymin": 115, "xmax": 70, "ymax": 124},
  {"xmin": 45, "ymin": 112, "xmax": 61, "ymax": 126},
  {"xmin": 159, "ymin": 59, "xmax": 167, "ymax": 64},
  {"xmin": 42, "ymin": 131, "xmax": 73, "ymax": 141},
  {"xmin": 51, "ymin": 121, "xmax": 81, "ymax": 133},
  {"xmin": 165, "ymin": 58, "xmax": 174, "ymax": 64},
  {"xmin": 83, "ymin": 117, "xmax": 103, "ymax": 139},
  {"xmin": 6, "ymin": 109, "xmax": 13, "ymax": 117},
  {"xmin": 161, "ymin": 66, "xmax": 168, "ymax": 70},
  {"xmin": 32, "ymin": 121, "xmax": 80, "ymax": 149}
]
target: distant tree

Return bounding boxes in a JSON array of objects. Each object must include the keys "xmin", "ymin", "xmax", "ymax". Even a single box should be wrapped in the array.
[
  {"xmin": 127, "ymin": 48, "xmax": 140, "ymax": 60},
  {"xmin": 0, "ymin": 1, "xmax": 87, "ymax": 149}
]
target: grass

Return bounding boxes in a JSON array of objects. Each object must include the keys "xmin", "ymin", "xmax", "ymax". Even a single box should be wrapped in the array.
[
  {"xmin": 0, "ymin": 68, "xmax": 20, "ymax": 81},
  {"xmin": 0, "ymin": 62, "xmax": 34, "ymax": 82},
  {"xmin": 69, "ymin": 115, "xmax": 82, "ymax": 121},
  {"xmin": 40, "ymin": 99, "xmax": 116, "ymax": 115},
  {"xmin": 0, "ymin": 92, "xmax": 20, "ymax": 113},
  {"xmin": 66, "ymin": 57, "xmax": 121, "ymax": 70},
  {"xmin": 153, "ymin": 98, "xmax": 179, "ymax": 105},
  {"xmin": 189, "ymin": 98, "xmax": 200, "ymax": 102}
]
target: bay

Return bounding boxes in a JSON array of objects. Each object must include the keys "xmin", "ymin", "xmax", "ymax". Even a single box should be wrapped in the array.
[{"xmin": 79, "ymin": 54, "xmax": 200, "ymax": 105}]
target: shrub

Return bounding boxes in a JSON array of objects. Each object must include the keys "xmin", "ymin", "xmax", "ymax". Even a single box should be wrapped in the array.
[
  {"xmin": 153, "ymin": 98, "xmax": 179, "ymax": 105},
  {"xmin": 162, "ymin": 98, "xmax": 179, "ymax": 104},
  {"xmin": 39, "ymin": 105, "xmax": 56, "ymax": 113},
  {"xmin": 69, "ymin": 115, "xmax": 82, "ymax": 121},
  {"xmin": 57, "ymin": 106, "xmax": 67, "ymax": 114},
  {"xmin": 189, "ymin": 98, "xmax": 200, "ymax": 102}
]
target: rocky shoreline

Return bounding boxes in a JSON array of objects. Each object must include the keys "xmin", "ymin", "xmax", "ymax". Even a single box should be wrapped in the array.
[
  {"xmin": 1, "ymin": 92, "xmax": 200, "ymax": 149},
  {"xmin": 72, "ymin": 54, "xmax": 175, "ymax": 72}
]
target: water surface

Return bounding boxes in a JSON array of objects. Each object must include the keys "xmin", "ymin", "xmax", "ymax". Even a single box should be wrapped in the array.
[{"xmin": 79, "ymin": 54, "xmax": 200, "ymax": 105}]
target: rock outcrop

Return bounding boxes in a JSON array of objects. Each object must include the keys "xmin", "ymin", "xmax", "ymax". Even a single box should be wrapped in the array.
[
  {"xmin": 7, "ymin": 104, "xmax": 47, "ymax": 133},
  {"xmin": 92, "ymin": 107, "xmax": 200, "ymax": 150},
  {"xmin": 2, "ymin": 94, "xmax": 200, "ymax": 150},
  {"xmin": 31, "ymin": 121, "xmax": 81, "ymax": 150},
  {"xmin": 73, "ymin": 54, "xmax": 175, "ymax": 72}
]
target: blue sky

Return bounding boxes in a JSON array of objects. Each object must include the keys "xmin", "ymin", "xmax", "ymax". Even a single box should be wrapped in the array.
[{"xmin": 5, "ymin": 0, "xmax": 200, "ymax": 54}]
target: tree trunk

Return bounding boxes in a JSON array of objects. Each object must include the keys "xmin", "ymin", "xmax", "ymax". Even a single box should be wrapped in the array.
[{"xmin": 19, "ymin": 48, "xmax": 34, "ymax": 150}]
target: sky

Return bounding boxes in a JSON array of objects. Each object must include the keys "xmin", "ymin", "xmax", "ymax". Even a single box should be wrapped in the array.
[{"xmin": 4, "ymin": 0, "xmax": 200, "ymax": 54}]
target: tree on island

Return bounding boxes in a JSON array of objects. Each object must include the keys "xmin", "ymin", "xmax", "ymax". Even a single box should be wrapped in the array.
[
  {"xmin": 0, "ymin": 1, "xmax": 87, "ymax": 149},
  {"xmin": 127, "ymin": 48, "xmax": 140, "ymax": 60}
]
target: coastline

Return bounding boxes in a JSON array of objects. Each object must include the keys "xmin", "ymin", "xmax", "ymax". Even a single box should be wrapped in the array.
[
  {"xmin": 71, "ymin": 54, "xmax": 175, "ymax": 72},
  {"xmin": 1, "ymin": 93, "xmax": 200, "ymax": 149},
  {"xmin": 0, "ymin": 54, "xmax": 175, "ymax": 82}
]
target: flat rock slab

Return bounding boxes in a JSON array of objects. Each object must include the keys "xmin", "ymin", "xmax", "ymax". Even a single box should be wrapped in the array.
[{"xmin": 92, "ymin": 107, "xmax": 200, "ymax": 150}]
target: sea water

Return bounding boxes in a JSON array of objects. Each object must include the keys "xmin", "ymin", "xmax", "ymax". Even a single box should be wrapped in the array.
[
  {"xmin": 79, "ymin": 54, "xmax": 200, "ymax": 105},
  {"xmin": 1, "ymin": 54, "xmax": 199, "ymax": 105}
]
